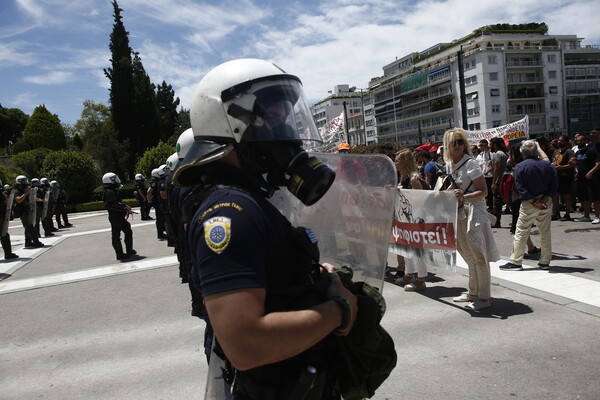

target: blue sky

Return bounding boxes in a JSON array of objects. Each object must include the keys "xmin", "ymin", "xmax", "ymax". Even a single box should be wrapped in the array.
[{"xmin": 1, "ymin": 0, "xmax": 599, "ymax": 126}]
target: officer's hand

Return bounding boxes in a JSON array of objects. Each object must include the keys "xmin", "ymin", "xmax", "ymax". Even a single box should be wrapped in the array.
[{"xmin": 327, "ymin": 273, "xmax": 358, "ymax": 336}]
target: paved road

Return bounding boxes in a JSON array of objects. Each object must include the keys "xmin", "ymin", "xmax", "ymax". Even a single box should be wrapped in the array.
[{"xmin": 1, "ymin": 209, "xmax": 599, "ymax": 399}]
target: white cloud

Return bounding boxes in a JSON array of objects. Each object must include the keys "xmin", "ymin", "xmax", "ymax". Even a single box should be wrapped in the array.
[{"xmin": 24, "ymin": 71, "xmax": 74, "ymax": 85}]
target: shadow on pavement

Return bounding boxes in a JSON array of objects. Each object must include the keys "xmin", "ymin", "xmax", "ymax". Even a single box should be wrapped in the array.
[
  {"xmin": 416, "ymin": 286, "xmax": 534, "ymax": 320},
  {"xmin": 547, "ymin": 266, "xmax": 594, "ymax": 274}
]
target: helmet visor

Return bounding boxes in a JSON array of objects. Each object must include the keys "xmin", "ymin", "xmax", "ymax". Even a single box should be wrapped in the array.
[{"xmin": 225, "ymin": 79, "xmax": 322, "ymax": 144}]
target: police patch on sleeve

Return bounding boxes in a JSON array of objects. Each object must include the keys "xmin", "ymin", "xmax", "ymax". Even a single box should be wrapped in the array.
[{"xmin": 203, "ymin": 217, "xmax": 231, "ymax": 254}]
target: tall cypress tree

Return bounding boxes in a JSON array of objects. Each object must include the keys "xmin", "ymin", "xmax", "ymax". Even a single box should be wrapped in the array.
[
  {"xmin": 132, "ymin": 52, "xmax": 162, "ymax": 152},
  {"xmin": 155, "ymin": 81, "xmax": 181, "ymax": 142},
  {"xmin": 103, "ymin": 0, "xmax": 135, "ymax": 148}
]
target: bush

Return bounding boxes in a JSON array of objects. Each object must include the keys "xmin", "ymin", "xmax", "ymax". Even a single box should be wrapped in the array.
[
  {"xmin": 70, "ymin": 198, "xmax": 139, "ymax": 213},
  {"xmin": 23, "ymin": 105, "xmax": 67, "ymax": 150},
  {"xmin": 0, "ymin": 164, "xmax": 24, "ymax": 187},
  {"xmin": 41, "ymin": 151, "xmax": 99, "ymax": 203},
  {"xmin": 12, "ymin": 139, "xmax": 31, "ymax": 155},
  {"xmin": 93, "ymin": 180, "xmax": 137, "ymax": 201},
  {"xmin": 10, "ymin": 147, "xmax": 51, "ymax": 178},
  {"xmin": 135, "ymin": 141, "xmax": 175, "ymax": 178}
]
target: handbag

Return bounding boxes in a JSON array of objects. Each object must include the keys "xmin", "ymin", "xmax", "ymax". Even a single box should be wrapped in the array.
[{"xmin": 434, "ymin": 158, "xmax": 472, "ymax": 191}]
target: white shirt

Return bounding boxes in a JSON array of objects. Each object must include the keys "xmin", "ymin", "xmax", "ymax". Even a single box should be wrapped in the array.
[{"xmin": 452, "ymin": 154, "xmax": 483, "ymax": 194}]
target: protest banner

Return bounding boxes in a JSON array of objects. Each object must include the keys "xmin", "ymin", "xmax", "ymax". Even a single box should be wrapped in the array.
[
  {"xmin": 466, "ymin": 115, "xmax": 529, "ymax": 144},
  {"xmin": 390, "ymin": 189, "xmax": 459, "ymax": 271}
]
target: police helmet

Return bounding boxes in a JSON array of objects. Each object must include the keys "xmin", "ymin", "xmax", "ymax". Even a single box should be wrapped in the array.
[
  {"xmin": 151, "ymin": 168, "xmax": 160, "ymax": 179},
  {"xmin": 175, "ymin": 128, "xmax": 194, "ymax": 161},
  {"xmin": 135, "ymin": 173, "xmax": 145, "ymax": 181},
  {"xmin": 50, "ymin": 180, "xmax": 59, "ymax": 188},
  {"xmin": 102, "ymin": 172, "xmax": 121, "ymax": 187},
  {"xmin": 31, "ymin": 178, "xmax": 41, "ymax": 187},
  {"xmin": 157, "ymin": 164, "xmax": 168, "ymax": 178},
  {"xmin": 165, "ymin": 153, "xmax": 179, "ymax": 173},
  {"xmin": 16, "ymin": 175, "xmax": 29, "ymax": 186},
  {"xmin": 40, "ymin": 178, "xmax": 50, "ymax": 186},
  {"xmin": 3, "ymin": 184, "xmax": 10, "ymax": 191}
]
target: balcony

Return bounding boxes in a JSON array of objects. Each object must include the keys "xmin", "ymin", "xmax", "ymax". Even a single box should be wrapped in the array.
[
  {"xmin": 507, "ymin": 89, "xmax": 545, "ymax": 100},
  {"xmin": 505, "ymin": 60, "xmax": 543, "ymax": 67}
]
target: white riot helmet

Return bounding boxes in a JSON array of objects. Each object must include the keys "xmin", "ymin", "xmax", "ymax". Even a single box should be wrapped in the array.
[
  {"xmin": 50, "ymin": 180, "xmax": 59, "ymax": 188},
  {"xmin": 40, "ymin": 177, "xmax": 50, "ymax": 187},
  {"xmin": 176, "ymin": 128, "xmax": 194, "ymax": 161},
  {"xmin": 166, "ymin": 153, "xmax": 179, "ymax": 173},
  {"xmin": 156, "ymin": 164, "xmax": 167, "ymax": 178},
  {"xmin": 151, "ymin": 168, "xmax": 160, "ymax": 179},
  {"xmin": 102, "ymin": 172, "xmax": 122, "ymax": 188},
  {"xmin": 135, "ymin": 173, "xmax": 145, "ymax": 181},
  {"xmin": 16, "ymin": 175, "xmax": 29, "ymax": 186},
  {"xmin": 175, "ymin": 58, "xmax": 334, "ymax": 205},
  {"xmin": 3, "ymin": 184, "xmax": 10, "ymax": 191},
  {"xmin": 31, "ymin": 178, "xmax": 41, "ymax": 187}
]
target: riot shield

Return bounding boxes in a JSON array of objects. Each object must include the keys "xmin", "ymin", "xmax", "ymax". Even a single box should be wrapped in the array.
[
  {"xmin": 41, "ymin": 189, "xmax": 50, "ymax": 219},
  {"xmin": 1, "ymin": 189, "xmax": 16, "ymax": 237},
  {"xmin": 28, "ymin": 187, "xmax": 38, "ymax": 226},
  {"xmin": 269, "ymin": 153, "xmax": 397, "ymax": 292}
]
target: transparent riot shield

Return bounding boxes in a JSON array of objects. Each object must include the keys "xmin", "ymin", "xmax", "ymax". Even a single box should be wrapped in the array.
[
  {"xmin": 41, "ymin": 189, "xmax": 50, "ymax": 219},
  {"xmin": 28, "ymin": 187, "xmax": 38, "ymax": 226},
  {"xmin": 204, "ymin": 345, "xmax": 229, "ymax": 400},
  {"xmin": 2, "ymin": 189, "xmax": 16, "ymax": 237},
  {"xmin": 270, "ymin": 153, "xmax": 397, "ymax": 292}
]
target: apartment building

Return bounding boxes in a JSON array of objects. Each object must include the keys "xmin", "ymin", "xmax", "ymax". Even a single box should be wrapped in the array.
[{"xmin": 364, "ymin": 24, "xmax": 600, "ymax": 146}]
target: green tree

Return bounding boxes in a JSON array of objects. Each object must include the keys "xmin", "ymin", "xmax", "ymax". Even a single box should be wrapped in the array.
[
  {"xmin": 0, "ymin": 104, "xmax": 29, "ymax": 150},
  {"xmin": 10, "ymin": 147, "xmax": 51, "ymax": 178},
  {"xmin": 104, "ymin": 0, "xmax": 135, "ymax": 152},
  {"xmin": 23, "ymin": 105, "xmax": 67, "ymax": 150},
  {"xmin": 132, "ymin": 52, "xmax": 162, "ymax": 152},
  {"xmin": 75, "ymin": 100, "xmax": 130, "ymax": 178},
  {"xmin": 41, "ymin": 150, "xmax": 99, "ymax": 204},
  {"xmin": 135, "ymin": 141, "xmax": 174, "ymax": 179},
  {"xmin": 166, "ymin": 107, "xmax": 191, "ymax": 145},
  {"xmin": 156, "ymin": 80, "xmax": 180, "ymax": 142}
]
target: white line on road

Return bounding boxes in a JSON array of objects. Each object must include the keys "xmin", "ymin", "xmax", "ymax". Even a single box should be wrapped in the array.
[{"xmin": 0, "ymin": 255, "xmax": 178, "ymax": 295}]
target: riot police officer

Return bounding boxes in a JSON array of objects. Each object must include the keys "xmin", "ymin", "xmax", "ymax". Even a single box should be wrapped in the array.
[
  {"xmin": 40, "ymin": 178, "xmax": 58, "ymax": 233},
  {"xmin": 30, "ymin": 178, "xmax": 51, "ymax": 238},
  {"xmin": 102, "ymin": 172, "xmax": 136, "ymax": 260},
  {"xmin": 13, "ymin": 175, "xmax": 44, "ymax": 248},
  {"xmin": 0, "ymin": 179, "xmax": 18, "ymax": 259},
  {"xmin": 147, "ymin": 168, "xmax": 166, "ymax": 239},
  {"xmin": 53, "ymin": 181, "xmax": 72, "ymax": 228},
  {"xmin": 134, "ymin": 174, "xmax": 152, "ymax": 220},
  {"xmin": 172, "ymin": 58, "xmax": 357, "ymax": 399}
]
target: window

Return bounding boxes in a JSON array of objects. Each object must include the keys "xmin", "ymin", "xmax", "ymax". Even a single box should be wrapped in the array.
[
  {"xmin": 490, "ymin": 88, "xmax": 500, "ymax": 96},
  {"xmin": 489, "ymin": 72, "xmax": 499, "ymax": 81},
  {"xmin": 467, "ymin": 91, "xmax": 478, "ymax": 100},
  {"xmin": 551, "ymin": 116, "xmax": 560, "ymax": 127},
  {"xmin": 467, "ymin": 106, "xmax": 480, "ymax": 116},
  {"xmin": 468, "ymin": 123, "xmax": 481, "ymax": 130},
  {"xmin": 464, "ymin": 60, "xmax": 476, "ymax": 70},
  {"xmin": 550, "ymin": 101, "xmax": 559, "ymax": 110},
  {"xmin": 491, "ymin": 104, "xmax": 501, "ymax": 113},
  {"xmin": 488, "ymin": 55, "xmax": 497, "ymax": 64},
  {"xmin": 549, "ymin": 86, "xmax": 558, "ymax": 94},
  {"xmin": 548, "ymin": 70, "xmax": 557, "ymax": 79},
  {"xmin": 465, "ymin": 76, "xmax": 477, "ymax": 85},
  {"xmin": 493, "ymin": 120, "xmax": 502, "ymax": 127},
  {"xmin": 548, "ymin": 54, "xmax": 556, "ymax": 63}
]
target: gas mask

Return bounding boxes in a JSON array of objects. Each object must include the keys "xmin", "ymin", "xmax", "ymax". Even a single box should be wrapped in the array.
[{"xmin": 240, "ymin": 134, "xmax": 335, "ymax": 206}]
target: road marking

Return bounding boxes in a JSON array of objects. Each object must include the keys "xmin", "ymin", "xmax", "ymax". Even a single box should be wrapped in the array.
[
  {"xmin": 0, "ymin": 255, "xmax": 178, "ymax": 294},
  {"xmin": 456, "ymin": 254, "xmax": 600, "ymax": 309}
]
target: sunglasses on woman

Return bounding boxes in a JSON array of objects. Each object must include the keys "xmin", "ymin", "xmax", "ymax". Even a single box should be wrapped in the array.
[{"xmin": 452, "ymin": 139, "xmax": 465, "ymax": 146}]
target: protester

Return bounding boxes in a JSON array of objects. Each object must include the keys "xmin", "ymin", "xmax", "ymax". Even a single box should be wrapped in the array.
[
  {"xmin": 421, "ymin": 150, "xmax": 438, "ymax": 190},
  {"xmin": 507, "ymin": 142, "xmax": 540, "ymax": 257},
  {"xmin": 551, "ymin": 135, "xmax": 576, "ymax": 221},
  {"xmin": 490, "ymin": 137, "xmax": 509, "ymax": 228},
  {"xmin": 394, "ymin": 148, "xmax": 428, "ymax": 291},
  {"xmin": 500, "ymin": 140, "xmax": 557, "ymax": 271},
  {"xmin": 336, "ymin": 142, "xmax": 367, "ymax": 184},
  {"xmin": 444, "ymin": 128, "xmax": 499, "ymax": 310},
  {"xmin": 574, "ymin": 133, "xmax": 600, "ymax": 223}
]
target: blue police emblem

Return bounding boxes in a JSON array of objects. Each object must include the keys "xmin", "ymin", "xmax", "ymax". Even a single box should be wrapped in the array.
[{"xmin": 204, "ymin": 217, "xmax": 231, "ymax": 254}]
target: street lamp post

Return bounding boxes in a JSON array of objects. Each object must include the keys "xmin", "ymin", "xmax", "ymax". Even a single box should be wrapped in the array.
[{"xmin": 457, "ymin": 44, "xmax": 469, "ymax": 130}]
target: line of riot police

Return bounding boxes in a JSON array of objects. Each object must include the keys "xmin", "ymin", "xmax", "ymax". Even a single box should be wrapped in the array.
[{"xmin": 1, "ymin": 175, "xmax": 72, "ymax": 259}]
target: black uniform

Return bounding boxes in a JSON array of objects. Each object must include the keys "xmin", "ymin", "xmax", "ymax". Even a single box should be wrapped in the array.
[
  {"xmin": 135, "ymin": 180, "xmax": 151, "ymax": 220},
  {"xmin": 150, "ymin": 178, "xmax": 166, "ymax": 239},
  {"xmin": 102, "ymin": 186, "xmax": 134, "ymax": 260},
  {"xmin": 55, "ymin": 188, "xmax": 71, "ymax": 227},
  {"xmin": 14, "ymin": 186, "xmax": 43, "ymax": 248},
  {"xmin": 188, "ymin": 164, "xmax": 338, "ymax": 400},
  {"xmin": 0, "ymin": 189, "xmax": 18, "ymax": 259}
]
